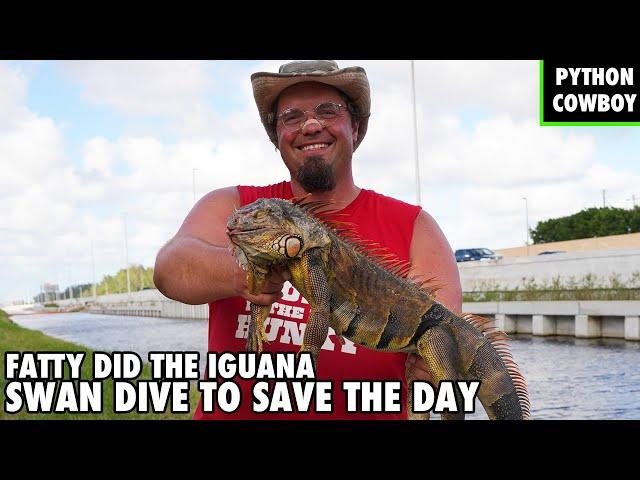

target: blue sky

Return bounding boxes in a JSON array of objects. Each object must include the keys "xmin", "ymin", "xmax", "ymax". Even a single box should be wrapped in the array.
[{"xmin": 1, "ymin": 60, "xmax": 639, "ymax": 304}]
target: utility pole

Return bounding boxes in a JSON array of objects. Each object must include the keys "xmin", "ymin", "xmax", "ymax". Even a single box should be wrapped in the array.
[
  {"xmin": 123, "ymin": 213, "xmax": 131, "ymax": 296},
  {"xmin": 91, "ymin": 240, "xmax": 96, "ymax": 300},
  {"xmin": 602, "ymin": 189, "xmax": 606, "ymax": 208},
  {"xmin": 410, "ymin": 60, "xmax": 422, "ymax": 206},
  {"xmin": 628, "ymin": 194, "xmax": 637, "ymax": 208},
  {"xmin": 522, "ymin": 197, "xmax": 530, "ymax": 256},
  {"xmin": 66, "ymin": 262, "xmax": 71, "ymax": 300}
]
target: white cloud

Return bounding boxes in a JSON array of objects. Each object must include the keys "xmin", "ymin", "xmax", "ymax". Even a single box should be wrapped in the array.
[
  {"xmin": 82, "ymin": 137, "xmax": 115, "ymax": 176},
  {"xmin": 57, "ymin": 61, "xmax": 214, "ymax": 117},
  {"xmin": 0, "ymin": 62, "xmax": 28, "ymax": 124},
  {"xmin": 0, "ymin": 113, "xmax": 68, "ymax": 197},
  {"xmin": 437, "ymin": 116, "xmax": 595, "ymax": 187}
]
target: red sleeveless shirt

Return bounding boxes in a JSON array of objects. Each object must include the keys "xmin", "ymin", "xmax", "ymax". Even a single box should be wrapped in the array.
[{"xmin": 194, "ymin": 181, "xmax": 421, "ymax": 419}]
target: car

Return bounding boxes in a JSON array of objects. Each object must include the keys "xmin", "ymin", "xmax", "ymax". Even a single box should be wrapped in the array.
[{"xmin": 455, "ymin": 248, "xmax": 502, "ymax": 262}]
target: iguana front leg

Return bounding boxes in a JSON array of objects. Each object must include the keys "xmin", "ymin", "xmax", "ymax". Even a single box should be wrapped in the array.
[
  {"xmin": 289, "ymin": 248, "xmax": 330, "ymax": 367},
  {"xmin": 247, "ymin": 303, "xmax": 270, "ymax": 353},
  {"xmin": 245, "ymin": 264, "xmax": 271, "ymax": 353}
]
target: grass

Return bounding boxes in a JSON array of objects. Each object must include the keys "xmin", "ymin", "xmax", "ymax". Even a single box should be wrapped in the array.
[
  {"xmin": 463, "ymin": 272, "xmax": 640, "ymax": 302},
  {"xmin": 0, "ymin": 309, "xmax": 200, "ymax": 420}
]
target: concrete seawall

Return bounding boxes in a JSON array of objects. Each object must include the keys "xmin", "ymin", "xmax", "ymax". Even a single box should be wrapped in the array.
[
  {"xmin": 459, "ymin": 248, "xmax": 640, "ymax": 290},
  {"xmin": 49, "ymin": 290, "xmax": 210, "ymax": 320},
  {"xmin": 464, "ymin": 300, "xmax": 640, "ymax": 341}
]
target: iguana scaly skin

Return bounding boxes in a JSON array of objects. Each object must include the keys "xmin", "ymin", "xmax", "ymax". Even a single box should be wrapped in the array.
[{"xmin": 226, "ymin": 197, "xmax": 531, "ymax": 420}]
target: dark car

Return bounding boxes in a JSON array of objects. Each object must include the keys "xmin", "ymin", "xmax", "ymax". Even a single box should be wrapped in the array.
[{"xmin": 455, "ymin": 248, "xmax": 502, "ymax": 262}]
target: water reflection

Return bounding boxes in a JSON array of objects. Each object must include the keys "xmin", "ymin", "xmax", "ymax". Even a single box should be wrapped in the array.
[
  {"xmin": 502, "ymin": 334, "xmax": 640, "ymax": 420},
  {"xmin": 9, "ymin": 313, "xmax": 640, "ymax": 419}
]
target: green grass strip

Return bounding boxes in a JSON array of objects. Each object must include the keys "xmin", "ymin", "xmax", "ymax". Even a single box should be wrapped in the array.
[{"xmin": 0, "ymin": 309, "xmax": 200, "ymax": 420}]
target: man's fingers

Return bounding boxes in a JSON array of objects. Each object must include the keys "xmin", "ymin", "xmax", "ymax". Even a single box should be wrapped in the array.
[
  {"xmin": 405, "ymin": 354, "xmax": 434, "ymax": 382},
  {"xmin": 271, "ymin": 265, "xmax": 291, "ymax": 282},
  {"xmin": 247, "ymin": 294, "xmax": 277, "ymax": 306},
  {"xmin": 245, "ymin": 290, "xmax": 283, "ymax": 306},
  {"xmin": 265, "ymin": 279, "xmax": 285, "ymax": 291}
]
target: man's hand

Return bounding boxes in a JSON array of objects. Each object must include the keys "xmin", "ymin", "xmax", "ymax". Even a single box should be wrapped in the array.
[
  {"xmin": 234, "ymin": 264, "xmax": 292, "ymax": 306},
  {"xmin": 405, "ymin": 353, "xmax": 434, "ymax": 383}
]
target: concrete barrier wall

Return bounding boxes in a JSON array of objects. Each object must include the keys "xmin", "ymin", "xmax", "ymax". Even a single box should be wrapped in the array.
[
  {"xmin": 53, "ymin": 290, "xmax": 209, "ymax": 320},
  {"xmin": 459, "ymin": 248, "xmax": 640, "ymax": 290},
  {"xmin": 463, "ymin": 300, "xmax": 640, "ymax": 340},
  {"xmin": 496, "ymin": 232, "xmax": 640, "ymax": 257}
]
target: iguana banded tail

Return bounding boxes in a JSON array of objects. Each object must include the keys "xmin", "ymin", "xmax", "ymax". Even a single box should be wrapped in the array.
[{"xmin": 226, "ymin": 197, "xmax": 531, "ymax": 420}]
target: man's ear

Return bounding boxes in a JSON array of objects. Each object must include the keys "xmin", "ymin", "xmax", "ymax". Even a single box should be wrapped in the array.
[{"xmin": 352, "ymin": 120, "xmax": 360, "ymax": 147}]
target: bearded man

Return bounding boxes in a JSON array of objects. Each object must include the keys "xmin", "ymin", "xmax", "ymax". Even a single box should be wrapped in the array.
[{"xmin": 154, "ymin": 60, "xmax": 462, "ymax": 419}]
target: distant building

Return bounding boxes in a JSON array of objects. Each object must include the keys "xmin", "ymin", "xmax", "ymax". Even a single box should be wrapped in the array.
[
  {"xmin": 496, "ymin": 232, "xmax": 640, "ymax": 257},
  {"xmin": 34, "ymin": 283, "xmax": 61, "ymax": 303}
]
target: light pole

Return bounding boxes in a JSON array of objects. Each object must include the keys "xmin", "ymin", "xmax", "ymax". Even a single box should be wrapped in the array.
[
  {"xmin": 410, "ymin": 60, "xmax": 422, "ymax": 206},
  {"xmin": 192, "ymin": 168, "xmax": 199, "ymax": 205},
  {"xmin": 66, "ymin": 262, "xmax": 71, "ymax": 300},
  {"xmin": 91, "ymin": 240, "xmax": 96, "ymax": 300},
  {"xmin": 123, "ymin": 213, "xmax": 131, "ymax": 296},
  {"xmin": 522, "ymin": 197, "xmax": 530, "ymax": 256}
]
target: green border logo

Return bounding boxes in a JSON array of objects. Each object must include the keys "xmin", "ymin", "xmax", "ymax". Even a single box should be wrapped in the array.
[{"xmin": 539, "ymin": 60, "xmax": 640, "ymax": 126}]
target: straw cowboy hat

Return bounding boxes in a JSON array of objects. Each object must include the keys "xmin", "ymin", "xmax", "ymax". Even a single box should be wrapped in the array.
[{"xmin": 251, "ymin": 60, "xmax": 371, "ymax": 150}]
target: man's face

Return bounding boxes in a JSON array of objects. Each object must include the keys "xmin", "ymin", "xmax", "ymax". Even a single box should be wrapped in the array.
[{"xmin": 275, "ymin": 82, "xmax": 359, "ymax": 192}]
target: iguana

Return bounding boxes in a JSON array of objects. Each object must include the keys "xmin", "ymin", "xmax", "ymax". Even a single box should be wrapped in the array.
[{"xmin": 226, "ymin": 197, "xmax": 531, "ymax": 420}]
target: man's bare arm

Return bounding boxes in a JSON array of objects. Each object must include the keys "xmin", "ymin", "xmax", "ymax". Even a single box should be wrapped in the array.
[
  {"xmin": 154, "ymin": 187, "xmax": 287, "ymax": 306},
  {"xmin": 405, "ymin": 209, "xmax": 462, "ymax": 381},
  {"xmin": 408, "ymin": 210, "xmax": 462, "ymax": 312}
]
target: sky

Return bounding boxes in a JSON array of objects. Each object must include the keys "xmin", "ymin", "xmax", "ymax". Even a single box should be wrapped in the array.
[{"xmin": 1, "ymin": 60, "xmax": 640, "ymax": 304}]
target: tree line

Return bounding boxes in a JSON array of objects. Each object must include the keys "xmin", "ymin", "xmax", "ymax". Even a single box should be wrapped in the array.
[
  {"xmin": 80, "ymin": 265, "xmax": 155, "ymax": 296},
  {"xmin": 531, "ymin": 206, "xmax": 640, "ymax": 244}
]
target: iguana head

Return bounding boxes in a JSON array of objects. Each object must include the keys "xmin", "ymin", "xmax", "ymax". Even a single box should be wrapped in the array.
[{"xmin": 226, "ymin": 198, "xmax": 331, "ymax": 293}]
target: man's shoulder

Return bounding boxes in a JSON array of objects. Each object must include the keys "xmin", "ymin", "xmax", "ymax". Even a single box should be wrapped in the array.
[{"xmin": 362, "ymin": 188, "xmax": 422, "ymax": 218}]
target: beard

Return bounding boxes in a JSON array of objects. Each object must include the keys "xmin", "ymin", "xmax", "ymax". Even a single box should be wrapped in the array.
[{"xmin": 295, "ymin": 155, "xmax": 336, "ymax": 192}]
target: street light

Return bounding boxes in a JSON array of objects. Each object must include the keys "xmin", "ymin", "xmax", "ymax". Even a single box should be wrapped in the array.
[
  {"xmin": 123, "ymin": 213, "xmax": 131, "ymax": 296},
  {"xmin": 91, "ymin": 240, "xmax": 96, "ymax": 300},
  {"xmin": 522, "ymin": 197, "xmax": 530, "ymax": 256}
]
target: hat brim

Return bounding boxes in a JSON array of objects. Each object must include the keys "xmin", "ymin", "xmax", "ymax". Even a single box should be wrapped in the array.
[{"xmin": 251, "ymin": 66, "xmax": 370, "ymax": 150}]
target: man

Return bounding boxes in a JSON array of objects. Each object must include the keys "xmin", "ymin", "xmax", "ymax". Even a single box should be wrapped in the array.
[{"xmin": 154, "ymin": 60, "xmax": 462, "ymax": 419}]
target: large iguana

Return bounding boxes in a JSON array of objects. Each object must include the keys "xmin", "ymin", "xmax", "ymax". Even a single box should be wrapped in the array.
[{"xmin": 226, "ymin": 197, "xmax": 531, "ymax": 420}]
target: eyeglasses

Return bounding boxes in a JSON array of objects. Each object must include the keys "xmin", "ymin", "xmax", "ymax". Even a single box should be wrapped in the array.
[{"xmin": 276, "ymin": 102, "xmax": 346, "ymax": 131}]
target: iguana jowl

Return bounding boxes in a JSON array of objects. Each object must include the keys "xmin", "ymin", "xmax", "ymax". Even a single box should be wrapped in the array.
[{"xmin": 226, "ymin": 197, "xmax": 531, "ymax": 420}]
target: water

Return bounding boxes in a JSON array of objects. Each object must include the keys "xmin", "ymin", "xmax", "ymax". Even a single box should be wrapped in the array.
[
  {"xmin": 9, "ymin": 313, "xmax": 209, "ymax": 370},
  {"xmin": 9, "ymin": 312, "xmax": 640, "ymax": 419}
]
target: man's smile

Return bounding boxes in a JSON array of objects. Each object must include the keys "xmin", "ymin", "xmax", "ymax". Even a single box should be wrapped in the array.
[{"xmin": 296, "ymin": 142, "xmax": 333, "ymax": 156}]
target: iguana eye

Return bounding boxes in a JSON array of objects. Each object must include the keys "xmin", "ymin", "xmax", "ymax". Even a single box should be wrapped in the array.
[{"xmin": 284, "ymin": 236, "xmax": 302, "ymax": 258}]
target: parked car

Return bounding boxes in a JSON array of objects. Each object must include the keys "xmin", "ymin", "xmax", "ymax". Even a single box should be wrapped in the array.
[{"xmin": 455, "ymin": 248, "xmax": 502, "ymax": 262}]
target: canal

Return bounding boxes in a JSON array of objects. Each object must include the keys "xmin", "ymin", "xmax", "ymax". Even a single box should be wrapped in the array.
[{"xmin": 10, "ymin": 312, "xmax": 640, "ymax": 419}]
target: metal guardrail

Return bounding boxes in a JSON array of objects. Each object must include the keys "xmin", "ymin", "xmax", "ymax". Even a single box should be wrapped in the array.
[{"xmin": 463, "ymin": 288, "xmax": 640, "ymax": 302}]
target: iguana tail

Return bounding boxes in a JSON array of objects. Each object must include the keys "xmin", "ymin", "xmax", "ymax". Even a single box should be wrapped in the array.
[{"xmin": 415, "ymin": 305, "xmax": 531, "ymax": 420}]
